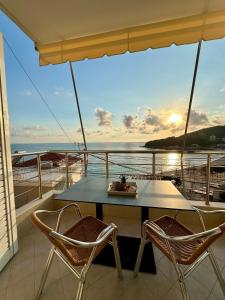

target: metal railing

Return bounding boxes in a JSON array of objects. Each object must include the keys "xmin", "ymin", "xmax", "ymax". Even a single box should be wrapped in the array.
[{"xmin": 11, "ymin": 149, "xmax": 225, "ymax": 208}]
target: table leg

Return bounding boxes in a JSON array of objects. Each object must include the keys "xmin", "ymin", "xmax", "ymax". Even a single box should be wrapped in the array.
[
  {"xmin": 96, "ymin": 203, "xmax": 103, "ymax": 220},
  {"xmin": 141, "ymin": 207, "xmax": 149, "ymax": 223}
]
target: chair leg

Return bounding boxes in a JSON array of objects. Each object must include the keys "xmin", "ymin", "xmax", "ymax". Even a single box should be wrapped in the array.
[
  {"xmin": 134, "ymin": 236, "xmax": 145, "ymax": 277},
  {"xmin": 170, "ymin": 259, "xmax": 190, "ymax": 300},
  {"xmin": 208, "ymin": 249, "xmax": 225, "ymax": 296},
  {"xmin": 35, "ymin": 247, "xmax": 55, "ymax": 300},
  {"xmin": 178, "ymin": 277, "xmax": 190, "ymax": 300},
  {"xmin": 112, "ymin": 232, "xmax": 123, "ymax": 279},
  {"xmin": 75, "ymin": 280, "xmax": 84, "ymax": 300}
]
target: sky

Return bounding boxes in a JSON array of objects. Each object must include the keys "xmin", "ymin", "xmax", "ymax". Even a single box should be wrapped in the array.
[{"xmin": 0, "ymin": 11, "xmax": 225, "ymax": 144}]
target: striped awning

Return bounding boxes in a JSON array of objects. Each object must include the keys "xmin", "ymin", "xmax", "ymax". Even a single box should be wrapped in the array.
[{"xmin": 1, "ymin": 0, "xmax": 225, "ymax": 66}]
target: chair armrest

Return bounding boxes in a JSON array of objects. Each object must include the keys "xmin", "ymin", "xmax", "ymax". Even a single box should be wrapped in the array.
[
  {"xmin": 192, "ymin": 206, "xmax": 225, "ymax": 231},
  {"xmin": 50, "ymin": 223, "xmax": 116, "ymax": 248},
  {"xmin": 34, "ymin": 203, "xmax": 82, "ymax": 218},
  {"xmin": 145, "ymin": 221, "xmax": 221, "ymax": 242},
  {"xmin": 193, "ymin": 206, "xmax": 225, "ymax": 215},
  {"xmin": 33, "ymin": 203, "xmax": 82, "ymax": 232},
  {"xmin": 58, "ymin": 203, "xmax": 82, "ymax": 218},
  {"xmin": 56, "ymin": 203, "xmax": 82, "ymax": 230}
]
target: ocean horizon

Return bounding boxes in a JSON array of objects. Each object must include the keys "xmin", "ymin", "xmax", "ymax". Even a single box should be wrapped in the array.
[
  {"xmin": 11, "ymin": 142, "xmax": 146, "ymax": 153},
  {"xmin": 11, "ymin": 142, "xmax": 217, "ymax": 175}
]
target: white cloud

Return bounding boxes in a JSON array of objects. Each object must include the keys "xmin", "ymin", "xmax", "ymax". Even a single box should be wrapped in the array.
[
  {"xmin": 219, "ymin": 86, "xmax": 225, "ymax": 93},
  {"xmin": 22, "ymin": 90, "xmax": 32, "ymax": 96},
  {"xmin": 23, "ymin": 125, "xmax": 48, "ymax": 131},
  {"xmin": 54, "ymin": 87, "xmax": 73, "ymax": 97},
  {"xmin": 12, "ymin": 124, "xmax": 49, "ymax": 139},
  {"xmin": 95, "ymin": 108, "xmax": 112, "ymax": 127}
]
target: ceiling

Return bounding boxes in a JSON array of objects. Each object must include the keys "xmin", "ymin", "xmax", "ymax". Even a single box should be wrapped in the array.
[{"xmin": 1, "ymin": 0, "xmax": 225, "ymax": 65}]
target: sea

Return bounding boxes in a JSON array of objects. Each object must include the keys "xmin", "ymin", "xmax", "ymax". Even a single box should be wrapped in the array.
[{"xmin": 11, "ymin": 142, "xmax": 223, "ymax": 176}]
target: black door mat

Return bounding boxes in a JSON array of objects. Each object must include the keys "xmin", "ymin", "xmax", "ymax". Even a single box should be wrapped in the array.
[{"xmin": 93, "ymin": 235, "xmax": 156, "ymax": 274}]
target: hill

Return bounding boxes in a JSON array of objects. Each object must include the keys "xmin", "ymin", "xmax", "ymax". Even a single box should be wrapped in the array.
[{"xmin": 144, "ymin": 125, "xmax": 225, "ymax": 149}]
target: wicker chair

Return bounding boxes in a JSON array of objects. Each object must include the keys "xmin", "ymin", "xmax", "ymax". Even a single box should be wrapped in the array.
[
  {"xmin": 134, "ymin": 207, "xmax": 225, "ymax": 300},
  {"xmin": 32, "ymin": 203, "xmax": 122, "ymax": 300}
]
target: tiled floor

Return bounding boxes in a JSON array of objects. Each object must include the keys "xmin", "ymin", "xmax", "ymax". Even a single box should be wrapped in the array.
[{"xmin": 1, "ymin": 212, "xmax": 225, "ymax": 300}]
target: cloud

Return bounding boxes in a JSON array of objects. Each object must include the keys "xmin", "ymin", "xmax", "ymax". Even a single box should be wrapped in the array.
[
  {"xmin": 11, "ymin": 124, "xmax": 50, "ymax": 139},
  {"xmin": 12, "ymin": 130, "xmax": 64, "ymax": 139},
  {"xmin": 211, "ymin": 112, "xmax": 225, "ymax": 125},
  {"xmin": 22, "ymin": 90, "xmax": 32, "ymax": 96},
  {"xmin": 219, "ymin": 86, "xmax": 225, "ymax": 93},
  {"xmin": 139, "ymin": 108, "xmax": 171, "ymax": 133},
  {"xmin": 23, "ymin": 125, "xmax": 48, "ymax": 131},
  {"xmin": 122, "ymin": 114, "xmax": 137, "ymax": 129},
  {"xmin": 54, "ymin": 87, "xmax": 73, "ymax": 97},
  {"xmin": 190, "ymin": 110, "xmax": 209, "ymax": 125},
  {"xmin": 120, "ymin": 107, "xmax": 211, "ymax": 137},
  {"xmin": 143, "ymin": 109, "xmax": 161, "ymax": 127},
  {"xmin": 95, "ymin": 108, "xmax": 112, "ymax": 127}
]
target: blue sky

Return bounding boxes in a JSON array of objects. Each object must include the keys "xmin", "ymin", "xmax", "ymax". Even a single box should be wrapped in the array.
[{"xmin": 0, "ymin": 11, "xmax": 225, "ymax": 144}]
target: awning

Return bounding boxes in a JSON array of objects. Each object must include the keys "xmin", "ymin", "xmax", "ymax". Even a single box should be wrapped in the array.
[{"xmin": 1, "ymin": 0, "xmax": 225, "ymax": 65}]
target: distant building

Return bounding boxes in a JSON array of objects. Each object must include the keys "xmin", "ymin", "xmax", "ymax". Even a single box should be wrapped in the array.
[{"xmin": 209, "ymin": 135, "xmax": 216, "ymax": 142}]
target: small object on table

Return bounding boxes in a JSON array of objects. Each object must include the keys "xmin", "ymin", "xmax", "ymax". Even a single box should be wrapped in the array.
[
  {"xmin": 115, "ymin": 175, "xmax": 128, "ymax": 191},
  {"xmin": 108, "ymin": 181, "xmax": 137, "ymax": 197}
]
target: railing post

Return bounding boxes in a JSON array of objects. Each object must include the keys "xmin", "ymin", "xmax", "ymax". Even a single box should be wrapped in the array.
[
  {"xmin": 206, "ymin": 153, "xmax": 211, "ymax": 205},
  {"xmin": 84, "ymin": 152, "xmax": 88, "ymax": 177},
  {"xmin": 106, "ymin": 153, "xmax": 109, "ymax": 177},
  {"xmin": 65, "ymin": 152, "xmax": 69, "ymax": 188},
  {"xmin": 37, "ymin": 154, "xmax": 42, "ymax": 199},
  {"xmin": 152, "ymin": 153, "xmax": 156, "ymax": 180}
]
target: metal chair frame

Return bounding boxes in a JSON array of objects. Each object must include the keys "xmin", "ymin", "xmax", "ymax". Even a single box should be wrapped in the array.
[
  {"xmin": 33, "ymin": 204, "xmax": 122, "ymax": 300},
  {"xmin": 134, "ymin": 207, "xmax": 225, "ymax": 300}
]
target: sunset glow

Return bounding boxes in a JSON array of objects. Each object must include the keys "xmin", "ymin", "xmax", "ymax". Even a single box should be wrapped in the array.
[{"xmin": 168, "ymin": 113, "xmax": 182, "ymax": 125}]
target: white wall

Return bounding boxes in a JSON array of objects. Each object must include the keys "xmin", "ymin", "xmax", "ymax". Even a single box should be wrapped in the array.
[{"xmin": 0, "ymin": 33, "xmax": 18, "ymax": 271}]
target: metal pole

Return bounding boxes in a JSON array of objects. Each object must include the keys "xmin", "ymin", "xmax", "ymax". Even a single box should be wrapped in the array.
[
  {"xmin": 152, "ymin": 153, "xmax": 156, "ymax": 180},
  {"xmin": 37, "ymin": 154, "xmax": 42, "ymax": 199},
  {"xmin": 84, "ymin": 152, "xmax": 88, "ymax": 177},
  {"xmin": 182, "ymin": 40, "xmax": 202, "ymax": 152},
  {"xmin": 181, "ymin": 40, "xmax": 202, "ymax": 192},
  {"xmin": 206, "ymin": 154, "xmax": 211, "ymax": 205},
  {"xmin": 106, "ymin": 153, "xmax": 109, "ymax": 177},
  {"xmin": 69, "ymin": 61, "xmax": 87, "ymax": 151},
  {"xmin": 65, "ymin": 153, "xmax": 69, "ymax": 188}
]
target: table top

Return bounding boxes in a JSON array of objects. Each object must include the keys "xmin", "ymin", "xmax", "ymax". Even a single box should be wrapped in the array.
[{"xmin": 55, "ymin": 177, "xmax": 193, "ymax": 211}]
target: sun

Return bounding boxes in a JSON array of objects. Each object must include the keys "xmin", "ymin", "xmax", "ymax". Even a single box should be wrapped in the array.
[{"xmin": 168, "ymin": 113, "xmax": 182, "ymax": 125}]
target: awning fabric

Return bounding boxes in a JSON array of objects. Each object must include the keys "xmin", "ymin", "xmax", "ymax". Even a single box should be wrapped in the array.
[{"xmin": 1, "ymin": 0, "xmax": 225, "ymax": 66}]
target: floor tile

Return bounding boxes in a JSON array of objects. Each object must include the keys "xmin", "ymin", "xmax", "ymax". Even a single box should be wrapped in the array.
[{"xmin": 1, "ymin": 213, "xmax": 225, "ymax": 300}]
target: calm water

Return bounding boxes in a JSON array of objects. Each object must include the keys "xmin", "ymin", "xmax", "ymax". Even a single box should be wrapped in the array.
[
  {"xmin": 11, "ymin": 142, "xmax": 144, "ymax": 152},
  {"xmin": 11, "ymin": 142, "xmax": 222, "ymax": 176}
]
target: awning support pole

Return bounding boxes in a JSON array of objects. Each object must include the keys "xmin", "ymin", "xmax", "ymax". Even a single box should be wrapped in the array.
[
  {"xmin": 181, "ymin": 40, "xmax": 202, "ymax": 195},
  {"xmin": 69, "ymin": 61, "xmax": 87, "ymax": 151}
]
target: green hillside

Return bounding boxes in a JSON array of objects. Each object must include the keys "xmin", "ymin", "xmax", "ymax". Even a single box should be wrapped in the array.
[{"xmin": 144, "ymin": 125, "xmax": 225, "ymax": 149}]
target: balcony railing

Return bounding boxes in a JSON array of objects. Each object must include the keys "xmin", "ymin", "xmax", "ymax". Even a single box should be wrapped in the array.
[{"xmin": 11, "ymin": 149, "xmax": 225, "ymax": 208}]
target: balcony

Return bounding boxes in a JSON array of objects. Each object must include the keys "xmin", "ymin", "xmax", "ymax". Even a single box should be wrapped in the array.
[
  {"xmin": 0, "ymin": 149, "xmax": 225, "ymax": 299},
  {"xmin": 1, "ymin": 209, "xmax": 225, "ymax": 300},
  {"xmin": 1, "ymin": 2, "xmax": 225, "ymax": 299},
  {"xmin": 12, "ymin": 149, "xmax": 225, "ymax": 212}
]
